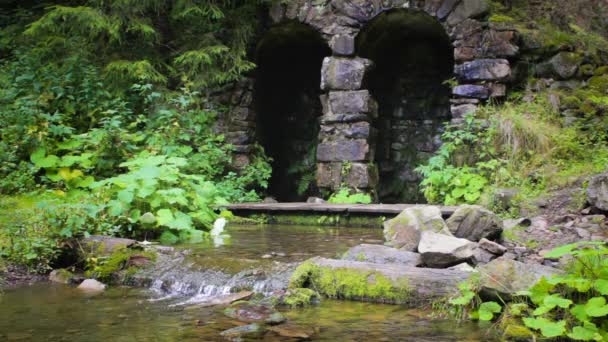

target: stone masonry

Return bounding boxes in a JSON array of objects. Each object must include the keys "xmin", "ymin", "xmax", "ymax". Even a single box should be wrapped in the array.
[{"xmin": 222, "ymin": 0, "xmax": 519, "ymax": 201}]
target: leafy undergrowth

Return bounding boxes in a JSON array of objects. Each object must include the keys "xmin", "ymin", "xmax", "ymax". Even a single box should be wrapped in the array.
[
  {"xmin": 416, "ymin": 90, "xmax": 608, "ymax": 214},
  {"xmin": 327, "ymin": 188, "xmax": 372, "ymax": 204},
  {"xmin": 446, "ymin": 242, "xmax": 608, "ymax": 341}
]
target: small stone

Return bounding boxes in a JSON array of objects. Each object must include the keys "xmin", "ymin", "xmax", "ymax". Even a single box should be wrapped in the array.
[
  {"xmin": 49, "ymin": 269, "xmax": 74, "ymax": 284},
  {"xmin": 478, "ymin": 238, "xmax": 507, "ymax": 255},
  {"xmin": 224, "ymin": 301, "xmax": 286, "ymax": 325},
  {"xmin": 269, "ymin": 324, "xmax": 314, "ymax": 339},
  {"xmin": 513, "ymin": 246, "xmax": 527, "ymax": 256},
  {"xmin": 330, "ymin": 34, "xmax": 355, "ymax": 56},
  {"xmin": 77, "ymin": 279, "xmax": 106, "ymax": 293},
  {"xmin": 472, "ymin": 246, "xmax": 497, "ymax": 264},
  {"xmin": 220, "ymin": 323, "xmax": 265, "ymax": 339},
  {"xmin": 261, "ymin": 254, "xmax": 273, "ymax": 259},
  {"xmin": 321, "ymin": 57, "xmax": 372, "ymax": 91},
  {"xmin": 447, "ymin": 0, "xmax": 490, "ymax": 25}
]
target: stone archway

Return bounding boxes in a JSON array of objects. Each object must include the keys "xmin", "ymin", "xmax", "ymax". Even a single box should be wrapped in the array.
[
  {"xmin": 254, "ymin": 21, "xmax": 331, "ymax": 201},
  {"xmin": 357, "ymin": 9, "xmax": 454, "ymax": 203},
  {"xmin": 225, "ymin": 0, "xmax": 518, "ymax": 202}
]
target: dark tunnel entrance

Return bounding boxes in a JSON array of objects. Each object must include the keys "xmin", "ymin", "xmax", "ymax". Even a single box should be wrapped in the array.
[
  {"xmin": 357, "ymin": 9, "xmax": 454, "ymax": 203},
  {"xmin": 255, "ymin": 22, "xmax": 331, "ymax": 201}
]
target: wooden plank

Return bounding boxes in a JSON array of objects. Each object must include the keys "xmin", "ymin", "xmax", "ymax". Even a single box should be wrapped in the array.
[{"xmin": 222, "ymin": 203, "xmax": 458, "ymax": 217}]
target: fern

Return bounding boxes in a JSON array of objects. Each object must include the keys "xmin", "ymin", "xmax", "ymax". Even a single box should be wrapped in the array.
[{"xmin": 104, "ymin": 60, "xmax": 167, "ymax": 84}]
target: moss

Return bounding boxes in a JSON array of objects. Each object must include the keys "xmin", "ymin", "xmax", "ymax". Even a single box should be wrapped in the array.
[
  {"xmin": 489, "ymin": 14, "xmax": 515, "ymax": 23},
  {"xmin": 282, "ymin": 288, "xmax": 320, "ymax": 308},
  {"xmin": 250, "ymin": 213, "xmax": 384, "ymax": 228},
  {"xmin": 588, "ymin": 75, "xmax": 608, "ymax": 93},
  {"xmin": 501, "ymin": 318, "xmax": 534, "ymax": 341},
  {"xmin": 561, "ymin": 95, "xmax": 582, "ymax": 109},
  {"xmin": 85, "ymin": 246, "xmax": 156, "ymax": 283},
  {"xmin": 355, "ymin": 252, "xmax": 366, "ymax": 262},
  {"xmin": 289, "ymin": 261, "xmax": 411, "ymax": 304},
  {"xmin": 594, "ymin": 66, "xmax": 608, "ymax": 76},
  {"xmin": 579, "ymin": 64, "xmax": 595, "ymax": 77}
]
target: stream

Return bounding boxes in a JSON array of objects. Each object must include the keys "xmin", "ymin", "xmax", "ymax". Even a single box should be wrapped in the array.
[{"xmin": 0, "ymin": 224, "xmax": 496, "ymax": 341}]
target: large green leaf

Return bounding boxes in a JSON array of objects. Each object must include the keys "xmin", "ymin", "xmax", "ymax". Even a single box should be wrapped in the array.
[
  {"xmin": 478, "ymin": 301, "xmax": 502, "ymax": 321},
  {"xmin": 156, "ymin": 209, "xmax": 174, "ymax": 226},
  {"xmin": 594, "ymin": 280, "xmax": 608, "ymax": 296},
  {"xmin": 585, "ymin": 297, "xmax": 608, "ymax": 317},
  {"xmin": 568, "ymin": 322, "xmax": 601, "ymax": 341},
  {"xmin": 31, "ymin": 148, "xmax": 60, "ymax": 168},
  {"xmin": 166, "ymin": 211, "xmax": 193, "ymax": 230},
  {"xmin": 523, "ymin": 317, "xmax": 567, "ymax": 338}
]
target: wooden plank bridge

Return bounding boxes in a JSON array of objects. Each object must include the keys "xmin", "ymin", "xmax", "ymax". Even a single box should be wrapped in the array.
[{"xmin": 223, "ymin": 203, "xmax": 458, "ymax": 218}]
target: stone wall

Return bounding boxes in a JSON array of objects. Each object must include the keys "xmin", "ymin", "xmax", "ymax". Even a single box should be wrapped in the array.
[{"xmin": 221, "ymin": 0, "xmax": 520, "ymax": 202}]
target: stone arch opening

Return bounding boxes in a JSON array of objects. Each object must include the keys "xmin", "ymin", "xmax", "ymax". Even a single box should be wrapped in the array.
[
  {"xmin": 357, "ymin": 9, "xmax": 454, "ymax": 203},
  {"xmin": 254, "ymin": 21, "xmax": 331, "ymax": 201}
]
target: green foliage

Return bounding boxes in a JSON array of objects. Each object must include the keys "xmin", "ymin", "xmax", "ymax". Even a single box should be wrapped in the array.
[
  {"xmin": 327, "ymin": 189, "xmax": 372, "ymax": 204},
  {"xmin": 445, "ymin": 242, "xmax": 608, "ymax": 340}
]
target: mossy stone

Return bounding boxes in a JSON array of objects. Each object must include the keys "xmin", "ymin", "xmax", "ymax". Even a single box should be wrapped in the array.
[{"xmin": 282, "ymin": 288, "xmax": 320, "ymax": 308}]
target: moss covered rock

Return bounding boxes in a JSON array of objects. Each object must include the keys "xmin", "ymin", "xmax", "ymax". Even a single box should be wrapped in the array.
[
  {"xmin": 281, "ymin": 288, "xmax": 320, "ymax": 308},
  {"xmin": 383, "ymin": 206, "xmax": 451, "ymax": 251}
]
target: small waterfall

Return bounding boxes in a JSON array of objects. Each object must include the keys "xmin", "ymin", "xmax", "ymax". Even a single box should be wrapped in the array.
[{"xmin": 135, "ymin": 245, "xmax": 298, "ymax": 307}]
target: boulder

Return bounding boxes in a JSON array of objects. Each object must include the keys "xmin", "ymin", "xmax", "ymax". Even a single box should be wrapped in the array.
[
  {"xmin": 536, "ymin": 52, "xmax": 582, "ymax": 79},
  {"xmin": 290, "ymin": 257, "xmax": 472, "ymax": 304},
  {"xmin": 472, "ymin": 246, "xmax": 497, "ymax": 264},
  {"xmin": 77, "ymin": 279, "xmax": 106, "ymax": 293},
  {"xmin": 224, "ymin": 301, "xmax": 286, "ymax": 325},
  {"xmin": 446, "ymin": 205, "xmax": 503, "ymax": 241},
  {"xmin": 478, "ymin": 258, "xmax": 562, "ymax": 297},
  {"xmin": 342, "ymin": 244, "xmax": 422, "ymax": 266},
  {"xmin": 383, "ymin": 206, "xmax": 451, "ymax": 251},
  {"xmin": 321, "ymin": 57, "xmax": 372, "ymax": 90},
  {"xmin": 587, "ymin": 172, "xmax": 608, "ymax": 212},
  {"xmin": 418, "ymin": 231, "xmax": 476, "ymax": 268}
]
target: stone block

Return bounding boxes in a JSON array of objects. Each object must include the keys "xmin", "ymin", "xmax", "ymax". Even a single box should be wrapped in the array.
[
  {"xmin": 330, "ymin": 34, "xmax": 355, "ymax": 56},
  {"xmin": 451, "ymin": 104, "xmax": 478, "ymax": 118},
  {"xmin": 345, "ymin": 162, "xmax": 377, "ymax": 188},
  {"xmin": 316, "ymin": 162, "xmax": 342, "ymax": 189},
  {"xmin": 436, "ymin": 0, "xmax": 460, "ymax": 19},
  {"xmin": 321, "ymin": 57, "xmax": 372, "ymax": 91},
  {"xmin": 328, "ymin": 90, "xmax": 377, "ymax": 114},
  {"xmin": 480, "ymin": 30, "xmax": 519, "ymax": 58},
  {"xmin": 225, "ymin": 131, "xmax": 253, "ymax": 145},
  {"xmin": 452, "ymin": 84, "xmax": 490, "ymax": 99},
  {"xmin": 319, "ymin": 114, "xmax": 370, "ymax": 124},
  {"xmin": 454, "ymin": 47, "xmax": 478, "ymax": 62},
  {"xmin": 316, "ymin": 139, "xmax": 372, "ymax": 162},
  {"xmin": 231, "ymin": 107, "xmax": 256, "ymax": 121},
  {"xmin": 455, "ymin": 59, "xmax": 511, "ymax": 81},
  {"xmin": 319, "ymin": 121, "xmax": 371, "ymax": 139},
  {"xmin": 446, "ymin": 0, "xmax": 490, "ymax": 26}
]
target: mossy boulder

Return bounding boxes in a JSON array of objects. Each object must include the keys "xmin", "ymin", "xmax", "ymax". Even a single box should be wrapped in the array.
[
  {"xmin": 446, "ymin": 205, "xmax": 503, "ymax": 242},
  {"xmin": 588, "ymin": 74, "xmax": 608, "ymax": 93},
  {"xmin": 383, "ymin": 206, "xmax": 451, "ymax": 251},
  {"xmin": 478, "ymin": 258, "xmax": 562, "ymax": 298},
  {"xmin": 49, "ymin": 269, "xmax": 75, "ymax": 284},
  {"xmin": 220, "ymin": 323, "xmax": 265, "ymax": 340},
  {"xmin": 536, "ymin": 52, "xmax": 582, "ymax": 79},
  {"xmin": 281, "ymin": 288, "xmax": 320, "ymax": 308},
  {"xmin": 587, "ymin": 172, "xmax": 608, "ymax": 212},
  {"xmin": 289, "ymin": 257, "xmax": 470, "ymax": 304}
]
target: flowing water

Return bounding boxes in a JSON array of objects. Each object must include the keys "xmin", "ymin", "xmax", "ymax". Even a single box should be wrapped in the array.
[{"xmin": 0, "ymin": 224, "xmax": 496, "ymax": 341}]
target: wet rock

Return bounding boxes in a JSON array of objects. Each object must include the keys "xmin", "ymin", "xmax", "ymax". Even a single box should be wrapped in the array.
[
  {"xmin": 418, "ymin": 231, "xmax": 476, "ymax": 268},
  {"xmin": 587, "ymin": 172, "xmax": 608, "ymax": 212},
  {"xmin": 220, "ymin": 323, "xmax": 265, "ymax": 340},
  {"xmin": 478, "ymin": 238, "xmax": 507, "ymax": 255},
  {"xmin": 455, "ymin": 59, "xmax": 511, "ymax": 81},
  {"xmin": 341, "ymin": 244, "xmax": 422, "ymax": 266},
  {"xmin": 77, "ymin": 279, "xmax": 106, "ymax": 293},
  {"xmin": 224, "ymin": 301, "xmax": 286, "ymax": 325},
  {"xmin": 452, "ymin": 84, "xmax": 489, "ymax": 99},
  {"xmin": 127, "ymin": 254, "xmax": 152, "ymax": 267},
  {"xmin": 446, "ymin": 205, "xmax": 503, "ymax": 242},
  {"xmin": 49, "ymin": 269, "xmax": 74, "ymax": 284},
  {"xmin": 478, "ymin": 258, "xmax": 562, "ymax": 297},
  {"xmin": 447, "ymin": 0, "xmax": 490, "ymax": 26},
  {"xmin": 269, "ymin": 324, "xmax": 315, "ymax": 339},
  {"xmin": 321, "ymin": 57, "xmax": 371, "ymax": 90},
  {"xmin": 81, "ymin": 236, "xmax": 137, "ymax": 255},
  {"xmin": 186, "ymin": 291, "xmax": 254, "ymax": 309},
  {"xmin": 383, "ymin": 206, "xmax": 451, "ymax": 251}
]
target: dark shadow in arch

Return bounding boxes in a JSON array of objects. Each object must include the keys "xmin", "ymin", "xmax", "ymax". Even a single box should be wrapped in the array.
[
  {"xmin": 357, "ymin": 9, "xmax": 454, "ymax": 203},
  {"xmin": 254, "ymin": 21, "xmax": 331, "ymax": 201}
]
